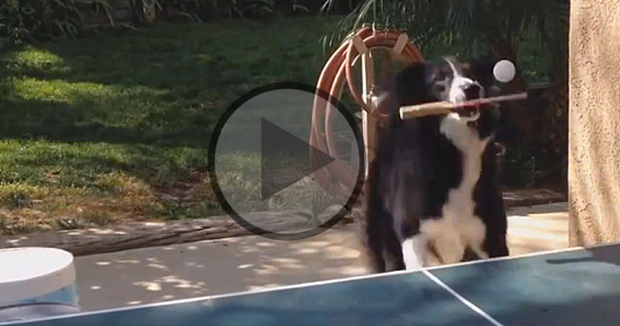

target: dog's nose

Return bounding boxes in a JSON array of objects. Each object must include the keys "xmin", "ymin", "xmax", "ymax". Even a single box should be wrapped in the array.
[{"xmin": 463, "ymin": 84, "xmax": 483, "ymax": 100}]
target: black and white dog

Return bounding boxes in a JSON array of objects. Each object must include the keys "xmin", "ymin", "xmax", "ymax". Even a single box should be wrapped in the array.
[{"xmin": 363, "ymin": 56, "xmax": 512, "ymax": 273}]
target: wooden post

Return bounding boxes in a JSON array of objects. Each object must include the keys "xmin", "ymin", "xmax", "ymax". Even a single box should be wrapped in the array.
[
  {"xmin": 569, "ymin": 0, "xmax": 620, "ymax": 246},
  {"xmin": 361, "ymin": 49, "xmax": 376, "ymax": 177}
]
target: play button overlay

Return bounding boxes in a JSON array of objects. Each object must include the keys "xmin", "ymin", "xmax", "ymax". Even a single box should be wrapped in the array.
[
  {"xmin": 261, "ymin": 118, "xmax": 336, "ymax": 201},
  {"xmin": 208, "ymin": 82, "xmax": 364, "ymax": 240}
]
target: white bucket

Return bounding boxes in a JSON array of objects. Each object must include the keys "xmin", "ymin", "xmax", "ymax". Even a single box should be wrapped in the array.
[{"xmin": 0, "ymin": 247, "xmax": 79, "ymax": 308}]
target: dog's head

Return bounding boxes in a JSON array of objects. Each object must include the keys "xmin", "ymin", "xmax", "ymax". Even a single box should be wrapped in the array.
[
  {"xmin": 394, "ymin": 56, "xmax": 508, "ymax": 122},
  {"xmin": 391, "ymin": 55, "xmax": 518, "ymax": 143}
]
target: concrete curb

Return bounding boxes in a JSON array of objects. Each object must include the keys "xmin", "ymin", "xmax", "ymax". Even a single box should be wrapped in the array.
[{"xmin": 0, "ymin": 188, "xmax": 566, "ymax": 257}]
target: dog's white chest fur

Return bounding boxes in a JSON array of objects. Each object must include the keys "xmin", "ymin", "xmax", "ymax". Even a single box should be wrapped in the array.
[{"xmin": 402, "ymin": 113, "xmax": 491, "ymax": 269}]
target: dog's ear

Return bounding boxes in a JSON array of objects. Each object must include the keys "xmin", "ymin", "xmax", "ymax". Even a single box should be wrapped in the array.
[
  {"xmin": 467, "ymin": 55, "xmax": 499, "ymax": 88},
  {"xmin": 394, "ymin": 61, "xmax": 442, "ymax": 106},
  {"xmin": 468, "ymin": 55, "xmax": 509, "ymax": 100}
]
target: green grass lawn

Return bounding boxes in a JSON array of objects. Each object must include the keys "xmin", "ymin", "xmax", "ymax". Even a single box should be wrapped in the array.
[{"xmin": 0, "ymin": 17, "xmax": 548, "ymax": 235}]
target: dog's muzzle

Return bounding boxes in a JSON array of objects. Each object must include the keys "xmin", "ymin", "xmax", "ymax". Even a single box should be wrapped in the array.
[{"xmin": 455, "ymin": 83, "xmax": 485, "ymax": 120}]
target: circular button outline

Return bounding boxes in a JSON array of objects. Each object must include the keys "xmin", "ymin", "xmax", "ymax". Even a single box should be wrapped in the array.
[{"xmin": 207, "ymin": 81, "xmax": 365, "ymax": 241}]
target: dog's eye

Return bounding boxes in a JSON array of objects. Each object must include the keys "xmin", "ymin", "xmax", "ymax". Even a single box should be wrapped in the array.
[
  {"xmin": 433, "ymin": 84, "xmax": 446, "ymax": 93},
  {"xmin": 432, "ymin": 80, "xmax": 449, "ymax": 94}
]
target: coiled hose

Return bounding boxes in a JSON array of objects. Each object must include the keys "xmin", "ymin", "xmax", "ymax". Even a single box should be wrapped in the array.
[{"xmin": 309, "ymin": 26, "xmax": 424, "ymax": 198}]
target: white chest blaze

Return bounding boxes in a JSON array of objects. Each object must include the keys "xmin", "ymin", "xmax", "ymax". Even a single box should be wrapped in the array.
[{"xmin": 402, "ymin": 113, "xmax": 491, "ymax": 270}]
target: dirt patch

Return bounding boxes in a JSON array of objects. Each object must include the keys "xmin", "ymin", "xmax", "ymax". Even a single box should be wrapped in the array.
[{"xmin": 0, "ymin": 188, "xmax": 567, "ymax": 256}]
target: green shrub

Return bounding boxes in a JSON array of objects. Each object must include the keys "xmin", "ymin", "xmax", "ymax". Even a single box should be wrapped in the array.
[
  {"xmin": 0, "ymin": 0, "xmax": 313, "ymax": 49},
  {"xmin": 0, "ymin": 0, "xmax": 116, "ymax": 49},
  {"xmin": 157, "ymin": 0, "xmax": 299, "ymax": 22}
]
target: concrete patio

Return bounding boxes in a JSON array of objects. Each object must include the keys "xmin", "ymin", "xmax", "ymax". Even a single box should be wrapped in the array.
[{"xmin": 72, "ymin": 202, "xmax": 569, "ymax": 311}]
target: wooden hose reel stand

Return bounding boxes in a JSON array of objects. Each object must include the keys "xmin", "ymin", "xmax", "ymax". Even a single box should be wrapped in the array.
[
  {"xmin": 308, "ymin": 26, "xmax": 424, "ymax": 203},
  {"xmin": 308, "ymin": 26, "xmax": 528, "ymax": 210}
]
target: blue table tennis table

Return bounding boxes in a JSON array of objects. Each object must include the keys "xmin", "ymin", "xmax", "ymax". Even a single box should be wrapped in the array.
[{"xmin": 4, "ymin": 243, "xmax": 620, "ymax": 326}]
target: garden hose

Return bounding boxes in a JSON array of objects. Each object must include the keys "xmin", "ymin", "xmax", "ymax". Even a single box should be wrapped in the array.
[{"xmin": 309, "ymin": 26, "xmax": 425, "ymax": 198}]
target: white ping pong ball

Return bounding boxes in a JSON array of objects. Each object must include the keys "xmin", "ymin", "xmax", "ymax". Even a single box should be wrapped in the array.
[{"xmin": 493, "ymin": 60, "xmax": 516, "ymax": 83}]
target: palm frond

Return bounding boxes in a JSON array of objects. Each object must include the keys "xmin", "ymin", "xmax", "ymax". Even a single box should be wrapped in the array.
[{"xmin": 323, "ymin": 0, "xmax": 568, "ymax": 61}]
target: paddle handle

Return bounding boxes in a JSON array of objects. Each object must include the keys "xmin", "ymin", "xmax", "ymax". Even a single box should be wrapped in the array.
[
  {"xmin": 399, "ymin": 101, "xmax": 455, "ymax": 119},
  {"xmin": 398, "ymin": 93, "xmax": 528, "ymax": 119}
]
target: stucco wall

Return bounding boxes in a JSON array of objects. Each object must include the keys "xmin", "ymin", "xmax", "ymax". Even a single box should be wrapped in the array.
[{"xmin": 569, "ymin": 0, "xmax": 620, "ymax": 246}]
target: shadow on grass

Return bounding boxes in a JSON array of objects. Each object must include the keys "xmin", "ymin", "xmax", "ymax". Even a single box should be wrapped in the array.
[
  {"xmin": 0, "ymin": 94, "xmax": 214, "ymax": 149},
  {"xmin": 0, "ymin": 18, "xmax": 339, "ymax": 149}
]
